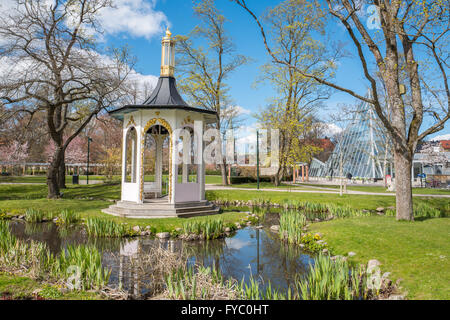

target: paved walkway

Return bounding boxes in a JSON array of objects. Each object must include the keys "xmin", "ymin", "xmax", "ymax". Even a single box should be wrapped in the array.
[
  {"xmin": 0, "ymin": 180, "xmax": 103, "ymax": 185},
  {"xmin": 205, "ymin": 184, "xmax": 450, "ymax": 198},
  {"xmin": 3, "ymin": 181, "xmax": 448, "ymax": 198}
]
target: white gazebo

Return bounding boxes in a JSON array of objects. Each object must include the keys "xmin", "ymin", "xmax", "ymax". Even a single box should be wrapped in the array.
[{"xmin": 103, "ymin": 29, "xmax": 219, "ymax": 218}]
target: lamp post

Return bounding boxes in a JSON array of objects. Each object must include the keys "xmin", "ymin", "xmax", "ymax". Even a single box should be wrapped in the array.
[
  {"xmin": 87, "ymin": 137, "xmax": 92, "ymax": 185},
  {"xmin": 256, "ymin": 130, "xmax": 260, "ymax": 190}
]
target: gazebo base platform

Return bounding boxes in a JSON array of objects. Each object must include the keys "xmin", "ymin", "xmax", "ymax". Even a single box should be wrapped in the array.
[{"xmin": 102, "ymin": 199, "xmax": 220, "ymax": 219}]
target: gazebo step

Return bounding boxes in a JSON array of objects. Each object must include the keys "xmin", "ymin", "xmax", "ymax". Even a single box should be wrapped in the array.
[
  {"xmin": 102, "ymin": 201, "xmax": 220, "ymax": 219},
  {"xmin": 114, "ymin": 200, "xmax": 211, "ymax": 210},
  {"xmin": 175, "ymin": 208, "xmax": 221, "ymax": 218}
]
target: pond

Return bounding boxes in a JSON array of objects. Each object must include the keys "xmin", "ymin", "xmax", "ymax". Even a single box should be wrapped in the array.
[{"xmin": 8, "ymin": 216, "xmax": 315, "ymax": 299}]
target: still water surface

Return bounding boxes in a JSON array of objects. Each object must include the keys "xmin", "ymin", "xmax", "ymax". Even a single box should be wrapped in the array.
[{"xmin": 9, "ymin": 219, "xmax": 315, "ymax": 298}]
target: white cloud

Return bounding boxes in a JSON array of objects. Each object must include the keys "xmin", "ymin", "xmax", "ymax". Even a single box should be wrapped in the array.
[
  {"xmin": 226, "ymin": 238, "xmax": 252, "ymax": 250},
  {"xmin": 313, "ymin": 122, "xmax": 343, "ymax": 138},
  {"xmin": 128, "ymin": 71, "xmax": 158, "ymax": 88},
  {"xmin": 431, "ymin": 134, "xmax": 450, "ymax": 141},
  {"xmin": 322, "ymin": 123, "xmax": 343, "ymax": 137},
  {"xmin": 231, "ymin": 105, "xmax": 252, "ymax": 116},
  {"xmin": 0, "ymin": 0, "xmax": 169, "ymax": 40},
  {"xmin": 97, "ymin": 0, "xmax": 169, "ymax": 39}
]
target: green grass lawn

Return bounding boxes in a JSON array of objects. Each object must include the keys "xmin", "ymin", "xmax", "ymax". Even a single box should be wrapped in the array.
[
  {"xmin": 0, "ymin": 184, "xmax": 246, "ymax": 232},
  {"xmin": 309, "ymin": 216, "xmax": 450, "ymax": 300},
  {"xmin": 0, "ymin": 174, "xmax": 223, "ymax": 185},
  {"xmin": 226, "ymin": 181, "xmax": 318, "ymax": 191},
  {"xmin": 206, "ymin": 189, "xmax": 450, "ymax": 212},
  {"xmin": 297, "ymin": 182, "xmax": 450, "ymax": 195},
  {"xmin": 0, "ymin": 272, "xmax": 103, "ymax": 300},
  {"xmin": 1, "ymin": 183, "xmax": 449, "ymax": 300}
]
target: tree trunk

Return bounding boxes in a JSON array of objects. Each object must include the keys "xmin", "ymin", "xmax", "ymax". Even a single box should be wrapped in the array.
[
  {"xmin": 220, "ymin": 161, "xmax": 228, "ymax": 185},
  {"xmin": 47, "ymin": 152, "xmax": 62, "ymax": 199},
  {"xmin": 58, "ymin": 153, "xmax": 66, "ymax": 189},
  {"xmin": 394, "ymin": 151, "xmax": 414, "ymax": 221},
  {"xmin": 273, "ymin": 165, "xmax": 283, "ymax": 186}
]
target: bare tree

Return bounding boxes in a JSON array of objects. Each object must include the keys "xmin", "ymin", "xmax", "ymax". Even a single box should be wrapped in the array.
[
  {"xmin": 254, "ymin": 0, "xmax": 336, "ymax": 185},
  {"xmin": 0, "ymin": 0, "xmax": 134, "ymax": 198},
  {"xmin": 175, "ymin": 0, "xmax": 250, "ymax": 185},
  {"xmin": 234, "ymin": 0, "xmax": 449, "ymax": 220}
]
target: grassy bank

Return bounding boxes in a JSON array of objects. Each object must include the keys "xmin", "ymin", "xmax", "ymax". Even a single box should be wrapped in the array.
[
  {"xmin": 309, "ymin": 216, "xmax": 450, "ymax": 300},
  {"xmin": 296, "ymin": 182, "xmax": 450, "ymax": 195},
  {"xmin": 0, "ymin": 175, "xmax": 223, "ymax": 184},
  {"xmin": 0, "ymin": 272, "xmax": 103, "ymax": 300},
  {"xmin": 206, "ymin": 189, "xmax": 450, "ymax": 212},
  {"xmin": 0, "ymin": 184, "xmax": 246, "ymax": 233}
]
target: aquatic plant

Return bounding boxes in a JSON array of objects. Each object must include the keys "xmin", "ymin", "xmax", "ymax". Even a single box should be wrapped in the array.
[
  {"xmin": 299, "ymin": 232, "xmax": 328, "ymax": 252},
  {"xmin": 24, "ymin": 208, "xmax": 46, "ymax": 223},
  {"xmin": 164, "ymin": 265, "xmax": 240, "ymax": 300},
  {"xmin": 386, "ymin": 203, "xmax": 446, "ymax": 218},
  {"xmin": 182, "ymin": 219, "xmax": 224, "ymax": 240},
  {"xmin": 0, "ymin": 209, "xmax": 10, "ymax": 220},
  {"xmin": 52, "ymin": 245, "xmax": 111, "ymax": 290},
  {"xmin": 413, "ymin": 203, "xmax": 444, "ymax": 218},
  {"xmin": 0, "ymin": 221, "xmax": 111, "ymax": 291},
  {"xmin": 38, "ymin": 286, "xmax": 63, "ymax": 299},
  {"xmin": 0, "ymin": 220, "xmax": 53, "ymax": 277},
  {"xmin": 251, "ymin": 198, "xmax": 271, "ymax": 217},
  {"xmin": 279, "ymin": 210, "xmax": 306, "ymax": 245},
  {"xmin": 162, "ymin": 253, "xmax": 378, "ymax": 300},
  {"xmin": 85, "ymin": 217, "xmax": 130, "ymax": 237},
  {"xmin": 326, "ymin": 204, "xmax": 369, "ymax": 219},
  {"xmin": 295, "ymin": 254, "xmax": 370, "ymax": 300},
  {"xmin": 58, "ymin": 210, "xmax": 80, "ymax": 224}
]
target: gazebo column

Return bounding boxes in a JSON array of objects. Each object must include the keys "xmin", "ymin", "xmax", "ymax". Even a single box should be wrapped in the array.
[
  {"xmin": 171, "ymin": 135, "xmax": 177, "ymax": 204},
  {"xmin": 131, "ymin": 136, "xmax": 137, "ymax": 182},
  {"xmin": 121, "ymin": 127, "xmax": 128, "ymax": 183},
  {"xmin": 196, "ymin": 121, "xmax": 205, "ymax": 201},
  {"xmin": 155, "ymin": 135, "xmax": 163, "ymax": 195},
  {"xmin": 182, "ymin": 136, "xmax": 190, "ymax": 183},
  {"xmin": 136, "ymin": 125, "xmax": 143, "ymax": 203}
]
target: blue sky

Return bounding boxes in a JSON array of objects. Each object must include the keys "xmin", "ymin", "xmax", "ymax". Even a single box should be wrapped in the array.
[{"xmin": 99, "ymin": 0, "xmax": 449, "ymax": 140}]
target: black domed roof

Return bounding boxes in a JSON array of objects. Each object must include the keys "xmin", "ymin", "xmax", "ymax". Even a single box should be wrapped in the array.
[
  {"xmin": 109, "ymin": 76, "xmax": 216, "ymax": 120},
  {"xmin": 143, "ymin": 76, "xmax": 189, "ymax": 107}
]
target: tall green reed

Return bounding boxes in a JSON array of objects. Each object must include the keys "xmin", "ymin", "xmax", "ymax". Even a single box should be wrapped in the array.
[
  {"xmin": 85, "ymin": 217, "xmax": 130, "ymax": 237},
  {"xmin": 182, "ymin": 219, "xmax": 224, "ymax": 240},
  {"xmin": 279, "ymin": 210, "xmax": 306, "ymax": 245}
]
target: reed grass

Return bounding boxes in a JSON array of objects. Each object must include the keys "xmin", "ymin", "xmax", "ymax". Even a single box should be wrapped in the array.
[
  {"xmin": 85, "ymin": 217, "xmax": 130, "ymax": 237},
  {"xmin": 164, "ymin": 265, "xmax": 240, "ymax": 300},
  {"xmin": 386, "ymin": 203, "xmax": 446, "ymax": 218},
  {"xmin": 251, "ymin": 198, "xmax": 271, "ymax": 218},
  {"xmin": 24, "ymin": 208, "xmax": 46, "ymax": 223},
  {"xmin": 0, "ymin": 220, "xmax": 53, "ymax": 277},
  {"xmin": 162, "ymin": 253, "xmax": 377, "ymax": 300},
  {"xmin": 295, "ymin": 254, "xmax": 369, "ymax": 300},
  {"xmin": 0, "ymin": 220, "xmax": 110, "ymax": 291},
  {"xmin": 279, "ymin": 200, "xmax": 370, "ymax": 221},
  {"xmin": 52, "ymin": 245, "xmax": 111, "ymax": 290},
  {"xmin": 279, "ymin": 210, "xmax": 306, "ymax": 245},
  {"xmin": 58, "ymin": 209, "xmax": 80, "ymax": 224},
  {"xmin": 0, "ymin": 209, "xmax": 10, "ymax": 220},
  {"xmin": 182, "ymin": 219, "xmax": 224, "ymax": 240}
]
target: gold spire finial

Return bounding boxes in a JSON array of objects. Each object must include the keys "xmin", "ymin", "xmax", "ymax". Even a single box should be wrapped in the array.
[
  {"xmin": 161, "ymin": 27, "xmax": 175, "ymax": 77},
  {"xmin": 165, "ymin": 27, "xmax": 172, "ymax": 38}
]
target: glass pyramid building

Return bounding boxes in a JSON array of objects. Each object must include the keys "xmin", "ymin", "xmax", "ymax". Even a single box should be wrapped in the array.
[{"xmin": 309, "ymin": 92, "xmax": 393, "ymax": 180}]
